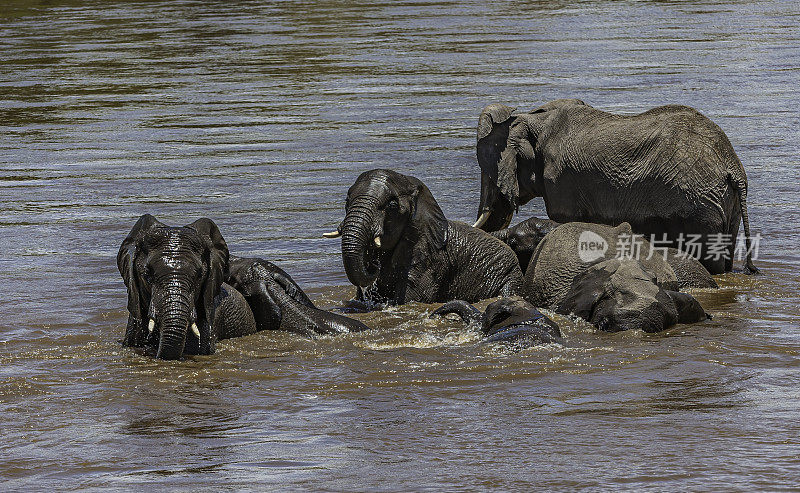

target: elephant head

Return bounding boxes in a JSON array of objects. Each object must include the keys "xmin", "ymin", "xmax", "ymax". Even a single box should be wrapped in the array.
[
  {"xmin": 325, "ymin": 169, "xmax": 447, "ymax": 289},
  {"xmin": 474, "ymin": 99, "xmax": 588, "ymax": 231},
  {"xmin": 431, "ymin": 297, "xmax": 562, "ymax": 345},
  {"xmin": 117, "ymin": 214, "xmax": 228, "ymax": 359},
  {"xmin": 557, "ymin": 258, "xmax": 709, "ymax": 333}
]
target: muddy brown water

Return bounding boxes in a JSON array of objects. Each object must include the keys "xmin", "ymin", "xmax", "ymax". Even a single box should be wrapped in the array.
[{"xmin": 1, "ymin": 1, "xmax": 800, "ymax": 490}]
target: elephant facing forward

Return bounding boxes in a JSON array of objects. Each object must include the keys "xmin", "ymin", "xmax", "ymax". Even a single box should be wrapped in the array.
[
  {"xmin": 117, "ymin": 214, "xmax": 256, "ymax": 359},
  {"xmin": 473, "ymin": 99, "xmax": 758, "ymax": 275},
  {"xmin": 324, "ymin": 169, "xmax": 522, "ymax": 305},
  {"xmin": 118, "ymin": 215, "xmax": 368, "ymax": 360}
]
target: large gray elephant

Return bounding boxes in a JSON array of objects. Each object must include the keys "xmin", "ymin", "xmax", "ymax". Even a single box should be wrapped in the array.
[
  {"xmin": 117, "ymin": 214, "xmax": 256, "ymax": 359},
  {"xmin": 523, "ymin": 221, "xmax": 710, "ymax": 332},
  {"xmin": 473, "ymin": 99, "xmax": 758, "ymax": 275},
  {"xmin": 323, "ymin": 169, "xmax": 522, "ymax": 304}
]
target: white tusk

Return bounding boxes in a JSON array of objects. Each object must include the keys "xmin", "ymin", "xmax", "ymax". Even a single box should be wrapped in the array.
[
  {"xmin": 374, "ymin": 236, "xmax": 381, "ymax": 248},
  {"xmin": 191, "ymin": 323, "xmax": 200, "ymax": 339},
  {"xmin": 148, "ymin": 319, "xmax": 155, "ymax": 334},
  {"xmin": 322, "ymin": 230, "xmax": 342, "ymax": 238},
  {"xmin": 473, "ymin": 211, "xmax": 491, "ymax": 228},
  {"xmin": 501, "ymin": 213, "xmax": 513, "ymax": 229}
]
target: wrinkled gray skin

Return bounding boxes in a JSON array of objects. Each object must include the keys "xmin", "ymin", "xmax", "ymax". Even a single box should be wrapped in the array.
[
  {"xmin": 431, "ymin": 297, "xmax": 562, "ymax": 346},
  {"xmin": 490, "ymin": 216, "xmax": 560, "ymax": 272},
  {"xmin": 494, "ymin": 216, "xmax": 716, "ymax": 289},
  {"xmin": 118, "ymin": 214, "xmax": 256, "ymax": 360},
  {"xmin": 558, "ymin": 258, "xmax": 710, "ymax": 333},
  {"xmin": 475, "ymin": 99, "xmax": 758, "ymax": 275},
  {"xmin": 332, "ymin": 169, "xmax": 521, "ymax": 304},
  {"xmin": 523, "ymin": 222, "xmax": 709, "ymax": 332},
  {"xmin": 524, "ymin": 221, "xmax": 680, "ymax": 307},
  {"xmin": 665, "ymin": 248, "xmax": 718, "ymax": 289},
  {"xmin": 227, "ymin": 257, "xmax": 370, "ymax": 337}
]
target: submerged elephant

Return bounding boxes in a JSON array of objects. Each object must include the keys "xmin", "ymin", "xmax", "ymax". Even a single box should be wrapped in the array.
[
  {"xmin": 494, "ymin": 216, "xmax": 717, "ymax": 289},
  {"xmin": 431, "ymin": 297, "xmax": 562, "ymax": 346},
  {"xmin": 117, "ymin": 214, "xmax": 256, "ymax": 359},
  {"xmin": 558, "ymin": 258, "xmax": 710, "ymax": 333},
  {"xmin": 523, "ymin": 221, "xmax": 710, "ymax": 332},
  {"xmin": 473, "ymin": 99, "xmax": 758, "ymax": 275},
  {"xmin": 323, "ymin": 169, "xmax": 522, "ymax": 304},
  {"xmin": 490, "ymin": 216, "xmax": 560, "ymax": 272},
  {"xmin": 227, "ymin": 256, "xmax": 369, "ymax": 337}
]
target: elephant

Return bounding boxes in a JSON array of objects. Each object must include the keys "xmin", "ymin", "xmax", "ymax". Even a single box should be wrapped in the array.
[
  {"xmin": 117, "ymin": 214, "xmax": 256, "ymax": 359},
  {"xmin": 227, "ymin": 256, "xmax": 370, "ymax": 337},
  {"xmin": 490, "ymin": 216, "xmax": 560, "ymax": 272},
  {"xmin": 431, "ymin": 297, "xmax": 562, "ymax": 346},
  {"xmin": 493, "ymin": 216, "xmax": 717, "ymax": 289},
  {"xmin": 522, "ymin": 221, "xmax": 710, "ymax": 332},
  {"xmin": 558, "ymin": 258, "xmax": 710, "ymax": 333},
  {"xmin": 323, "ymin": 169, "xmax": 522, "ymax": 305},
  {"xmin": 473, "ymin": 99, "xmax": 758, "ymax": 275}
]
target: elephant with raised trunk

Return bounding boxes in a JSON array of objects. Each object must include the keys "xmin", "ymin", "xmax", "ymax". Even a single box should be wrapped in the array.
[
  {"xmin": 324, "ymin": 169, "xmax": 522, "ymax": 305},
  {"xmin": 474, "ymin": 99, "xmax": 758, "ymax": 275},
  {"xmin": 117, "ymin": 214, "xmax": 256, "ymax": 359}
]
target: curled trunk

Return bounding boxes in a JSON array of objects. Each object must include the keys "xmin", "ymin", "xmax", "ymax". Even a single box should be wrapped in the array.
[
  {"xmin": 476, "ymin": 172, "xmax": 514, "ymax": 232},
  {"xmin": 155, "ymin": 290, "xmax": 192, "ymax": 360},
  {"xmin": 341, "ymin": 198, "xmax": 379, "ymax": 287}
]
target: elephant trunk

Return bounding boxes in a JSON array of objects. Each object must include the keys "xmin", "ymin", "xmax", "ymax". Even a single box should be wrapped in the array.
[
  {"xmin": 154, "ymin": 287, "xmax": 193, "ymax": 360},
  {"xmin": 475, "ymin": 171, "xmax": 514, "ymax": 232},
  {"xmin": 341, "ymin": 197, "xmax": 380, "ymax": 288}
]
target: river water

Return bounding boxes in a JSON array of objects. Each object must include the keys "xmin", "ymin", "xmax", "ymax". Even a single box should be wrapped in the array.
[{"xmin": 2, "ymin": 0, "xmax": 799, "ymax": 490}]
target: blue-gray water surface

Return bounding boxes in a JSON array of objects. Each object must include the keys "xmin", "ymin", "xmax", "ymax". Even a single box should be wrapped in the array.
[{"xmin": 1, "ymin": 0, "xmax": 800, "ymax": 490}]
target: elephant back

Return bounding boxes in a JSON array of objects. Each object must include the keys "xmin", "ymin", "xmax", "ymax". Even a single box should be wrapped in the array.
[
  {"xmin": 665, "ymin": 248, "xmax": 718, "ymax": 289},
  {"xmin": 522, "ymin": 221, "xmax": 678, "ymax": 308}
]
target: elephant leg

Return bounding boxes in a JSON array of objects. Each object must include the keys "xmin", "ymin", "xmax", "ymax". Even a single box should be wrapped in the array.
[
  {"xmin": 269, "ymin": 268, "xmax": 315, "ymax": 308},
  {"xmin": 264, "ymin": 279, "xmax": 370, "ymax": 336},
  {"xmin": 241, "ymin": 281, "xmax": 284, "ymax": 332},
  {"xmin": 213, "ymin": 283, "xmax": 258, "ymax": 340}
]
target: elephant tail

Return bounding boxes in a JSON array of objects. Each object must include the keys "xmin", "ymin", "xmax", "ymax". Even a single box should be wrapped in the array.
[
  {"xmin": 430, "ymin": 301, "xmax": 483, "ymax": 325},
  {"xmin": 730, "ymin": 173, "xmax": 759, "ymax": 275}
]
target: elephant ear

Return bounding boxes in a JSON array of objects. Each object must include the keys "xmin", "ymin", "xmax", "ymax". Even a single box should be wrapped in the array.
[
  {"xmin": 477, "ymin": 104, "xmax": 516, "ymax": 180},
  {"xmin": 556, "ymin": 259, "xmax": 617, "ymax": 318},
  {"xmin": 187, "ymin": 218, "xmax": 229, "ymax": 340},
  {"xmin": 405, "ymin": 176, "xmax": 448, "ymax": 251},
  {"xmin": 497, "ymin": 132, "xmax": 520, "ymax": 210},
  {"xmin": 117, "ymin": 214, "xmax": 164, "ymax": 320},
  {"xmin": 477, "ymin": 103, "xmax": 516, "ymax": 142}
]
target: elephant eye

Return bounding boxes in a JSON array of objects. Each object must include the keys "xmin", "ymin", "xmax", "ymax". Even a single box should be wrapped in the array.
[{"xmin": 387, "ymin": 199, "xmax": 399, "ymax": 210}]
